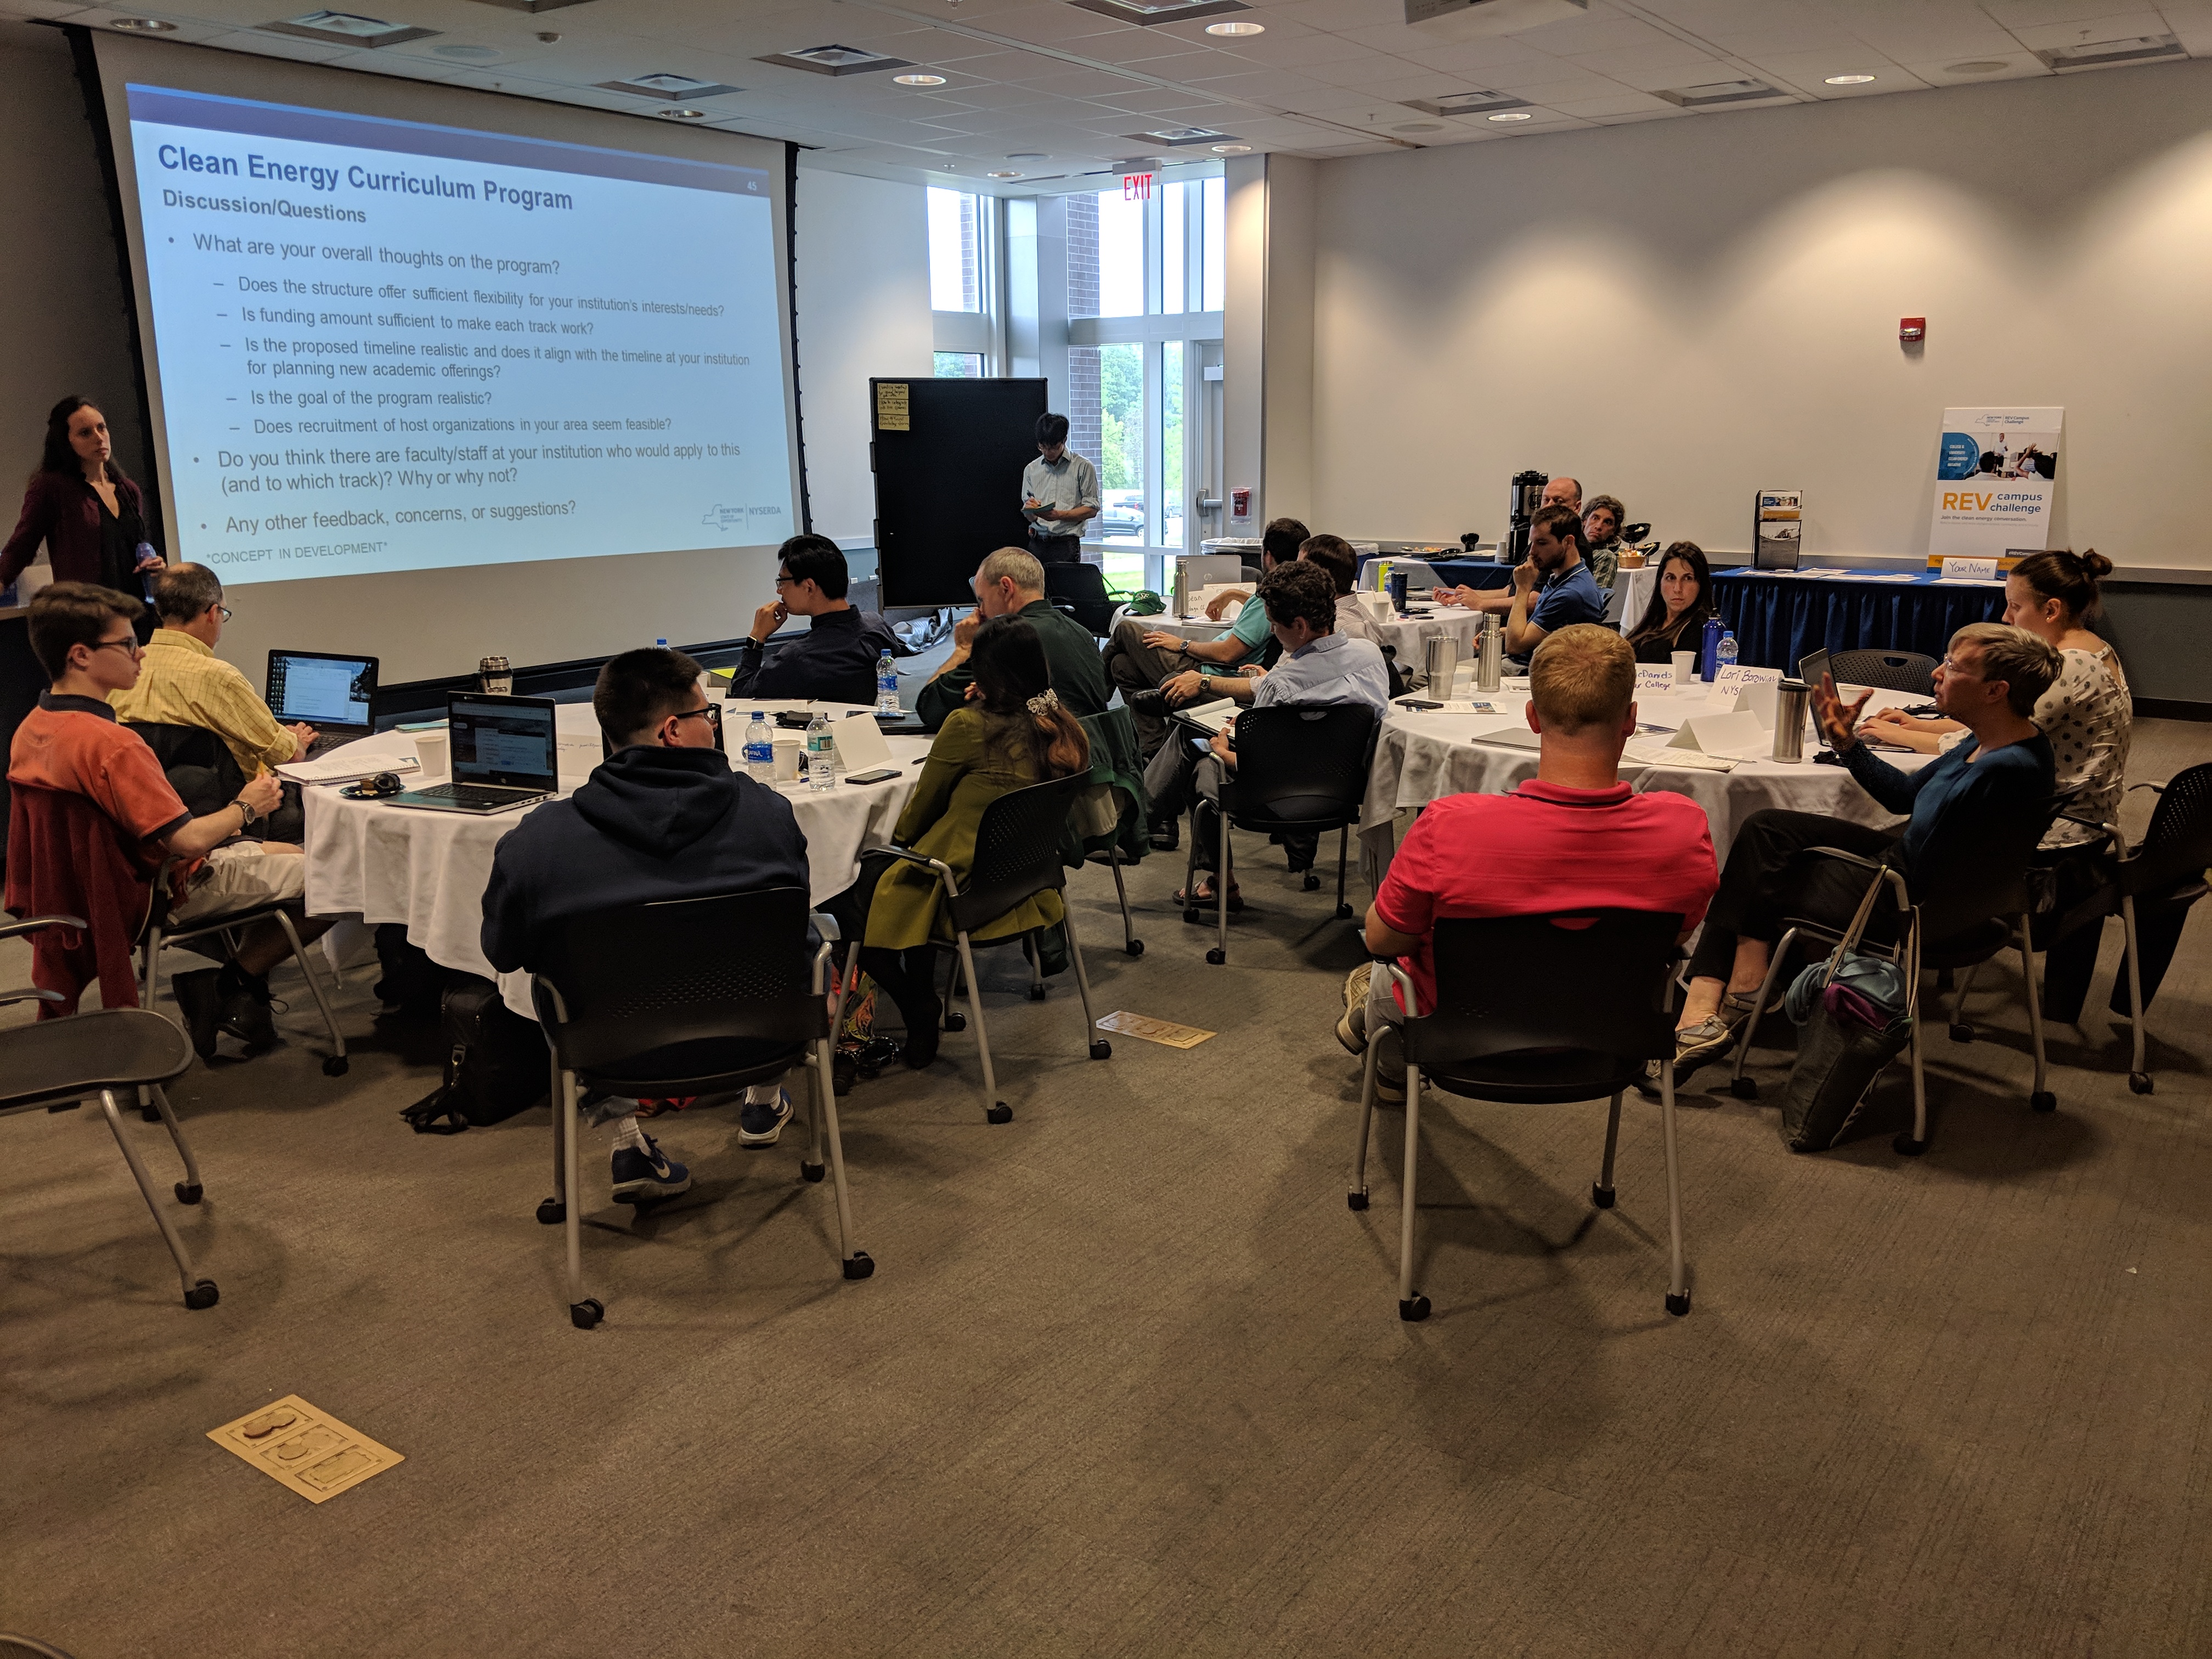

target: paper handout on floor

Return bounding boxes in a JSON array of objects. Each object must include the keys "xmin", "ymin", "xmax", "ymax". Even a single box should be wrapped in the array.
[
  {"xmin": 1097, "ymin": 1011, "xmax": 1215, "ymax": 1049},
  {"xmin": 208, "ymin": 1395, "xmax": 403, "ymax": 1505}
]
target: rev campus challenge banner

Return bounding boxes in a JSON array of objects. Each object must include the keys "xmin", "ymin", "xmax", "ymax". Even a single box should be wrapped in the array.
[{"xmin": 1928, "ymin": 407, "xmax": 2063, "ymax": 558}]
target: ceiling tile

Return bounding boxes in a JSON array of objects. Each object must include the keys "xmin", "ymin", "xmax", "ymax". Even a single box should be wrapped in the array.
[
  {"xmin": 1900, "ymin": 51, "xmax": 2053, "ymax": 81},
  {"xmin": 1544, "ymin": 88, "xmax": 1679, "ymax": 114},
  {"xmin": 1262, "ymin": 0, "xmax": 1412, "ymax": 31},
  {"xmin": 1564, "ymin": 39, "xmax": 1737, "ymax": 76},
  {"xmin": 2006, "ymin": 9, "xmax": 2172, "ymax": 48},
  {"xmin": 1180, "ymin": 65, "xmax": 1341, "ymax": 98},
  {"xmin": 1215, "ymin": 31, "xmax": 1384, "ymax": 69}
]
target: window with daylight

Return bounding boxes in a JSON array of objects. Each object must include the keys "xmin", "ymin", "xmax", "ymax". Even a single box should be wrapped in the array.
[
  {"xmin": 927, "ymin": 189, "xmax": 980, "ymax": 313},
  {"xmin": 933, "ymin": 352, "xmax": 982, "ymax": 378}
]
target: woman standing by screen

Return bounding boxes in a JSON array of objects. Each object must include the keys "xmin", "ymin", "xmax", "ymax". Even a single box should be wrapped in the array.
[{"xmin": 1, "ymin": 397, "xmax": 165, "ymax": 624}]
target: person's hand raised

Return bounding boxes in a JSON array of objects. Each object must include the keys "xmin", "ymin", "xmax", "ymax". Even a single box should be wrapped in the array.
[
  {"xmin": 751, "ymin": 599, "xmax": 787, "ymax": 642},
  {"xmin": 1812, "ymin": 673, "xmax": 1871, "ymax": 752},
  {"xmin": 952, "ymin": 608, "xmax": 982, "ymax": 651},
  {"xmin": 1511, "ymin": 558, "xmax": 1539, "ymax": 594}
]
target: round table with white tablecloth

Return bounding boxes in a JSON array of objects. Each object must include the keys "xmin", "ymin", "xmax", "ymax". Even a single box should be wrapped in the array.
[
  {"xmin": 1144, "ymin": 600, "xmax": 1485, "ymax": 672},
  {"xmin": 1612, "ymin": 561, "xmax": 1658, "ymax": 630},
  {"xmin": 302, "ymin": 701, "xmax": 930, "ymax": 1015},
  {"xmin": 1358, "ymin": 680, "xmax": 1929, "ymax": 890}
]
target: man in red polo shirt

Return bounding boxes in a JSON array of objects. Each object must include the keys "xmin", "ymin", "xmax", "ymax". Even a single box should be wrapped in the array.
[{"xmin": 1338, "ymin": 624, "xmax": 1719, "ymax": 1098}]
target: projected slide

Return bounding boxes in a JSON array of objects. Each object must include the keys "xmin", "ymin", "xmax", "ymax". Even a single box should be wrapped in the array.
[{"xmin": 122, "ymin": 84, "xmax": 795, "ymax": 585}]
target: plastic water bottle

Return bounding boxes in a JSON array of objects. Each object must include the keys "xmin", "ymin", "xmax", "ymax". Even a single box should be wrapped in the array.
[
  {"xmin": 742, "ymin": 713, "xmax": 773, "ymax": 783},
  {"xmin": 1700, "ymin": 616, "xmax": 1724, "ymax": 682},
  {"xmin": 655, "ymin": 637, "xmax": 668, "ymax": 651},
  {"xmin": 874, "ymin": 651, "xmax": 900, "ymax": 716},
  {"xmin": 1715, "ymin": 631, "xmax": 1739, "ymax": 679},
  {"xmin": 804, "ymin": 710, "xmax": 835, "ymax": 790}
]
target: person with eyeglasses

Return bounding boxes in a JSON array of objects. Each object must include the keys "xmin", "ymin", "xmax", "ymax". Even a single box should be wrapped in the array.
[
  {"xmin": 725, "ymin": 534, "xmax": 901, "ymax": 707},
  {"xmin": 482, "ymin": 646, "xmax": 811, "ymax": 1202},
  {"xmin": 109, "ymin": 563, "xmax": 317, "ymax": 792},
  {"xmin": 7, "ymin": 583, "xmax": 333, "ymax": 1052}
]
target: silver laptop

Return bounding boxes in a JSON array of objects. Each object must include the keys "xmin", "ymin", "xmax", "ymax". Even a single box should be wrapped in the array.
[
  {"xmin": 1469, "ymin": 725, "xmax": 1543, "ymax": 752},
  {"xmin": 390, "ymin": 693, "xmax": 558, "ymax": 814}
]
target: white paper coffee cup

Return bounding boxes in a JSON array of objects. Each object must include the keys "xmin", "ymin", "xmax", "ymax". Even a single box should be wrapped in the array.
[
  {"xmin": 412, "ymin": 730, "xmax": 449, "ymax": 780},
  {"xmin": 1671, "ymin": 650, "xmax": 1695, "ymax": 685}
]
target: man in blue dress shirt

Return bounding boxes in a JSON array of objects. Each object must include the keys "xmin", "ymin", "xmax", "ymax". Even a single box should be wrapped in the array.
[{"xmin": 1020, "ymin": 413, "xmax": 1099, "ymax": 565}]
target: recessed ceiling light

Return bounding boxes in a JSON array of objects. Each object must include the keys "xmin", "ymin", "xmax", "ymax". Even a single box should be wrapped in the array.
[
  {"xmin": 1205, "ymin": 19, "xmax": 1264, "ymax": 33},
  {"xmin": 653, "ymin": 108, "xmax": 707, "ymax": 119},
  {"xmin": 267, "ymin": 10, "xmax": 438, "ymax": 48},
  {"xmin": 109, "ymin": 17, "xmax": 179, "ymax": 31},
  {"xmin": 1945, "ymin": 60, "xmax": 2009, "ymax": 74},
  {"xmin": 1211, "ymin": 143, "xmax": 1251, "ymax": 153},
  {"xmin": 988, "ymin": 170, "xmax": 1022, "ymax": 177},
  {"xmin": 759, "ymin": 44, "xmax": 914, "ymax": 76},
  {"xmin": 895, "ymin": 72, "xmax": 947, "ymax": 86},
  {"xmin": 1487, "ymin": 110, "xmax": 1532, "ymax": 121},
  {"xmin": 600, "ymin": 71, "xmax": 740, "ymax": 100},
  {"xmin": 1824, "ymin": 73, "xmax": 1876, "ymax": 84}
]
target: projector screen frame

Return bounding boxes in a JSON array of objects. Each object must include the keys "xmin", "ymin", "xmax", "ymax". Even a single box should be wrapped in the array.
[{"xmin": 65, "ymin": 24, "xmax": 813, "ymax": 681}]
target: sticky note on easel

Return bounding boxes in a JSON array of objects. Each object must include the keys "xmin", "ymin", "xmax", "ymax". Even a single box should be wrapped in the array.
[
  {"xmin": 1097, "ymin": 1011, "xmax": 1214, "ymax": 1049},
  {"xmin": 208, "ymin": 1395, "xmax": 403, "ymax": 1505}
]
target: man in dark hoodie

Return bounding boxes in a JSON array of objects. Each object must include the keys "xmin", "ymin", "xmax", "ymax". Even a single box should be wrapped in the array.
[{"xmin": 482, "ymin": 646, "xmax": 810, "ymax": 1203}]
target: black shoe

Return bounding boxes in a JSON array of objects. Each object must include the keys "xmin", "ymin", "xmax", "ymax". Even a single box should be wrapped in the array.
[
  {"xmin": 902, "ymin": 1023, "xmax": 941, "ymax": 1070},
  {"xmin": 1148, "ymin": 816, "xmax": 1180, "ymax": 851},
  {"xmin": 171, "ymin": 969, "xmax": 222, "ymax": 1059},
  {"xmin": 220, "ymin": 988, "xmax": 279, "ymax": 1051},
  {"xmin": 1126, "ymin": 688, "xmax": 1171, "ymax": 718}
]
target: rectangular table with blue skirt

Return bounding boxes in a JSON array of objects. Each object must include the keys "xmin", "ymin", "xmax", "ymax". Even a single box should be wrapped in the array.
[
  {"xmin": 1714, "ymin": 568, "xmax": 2007, "ymax": 674},
  {"xmin": 1357, "ymin": 557, "xmax": 1516, "ymax": 592}
]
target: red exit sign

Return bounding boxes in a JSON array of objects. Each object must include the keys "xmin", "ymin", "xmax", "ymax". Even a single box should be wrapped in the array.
[{"xmin": 1121, "ymin": 172, "xmax": 1154, "ymax": 200}]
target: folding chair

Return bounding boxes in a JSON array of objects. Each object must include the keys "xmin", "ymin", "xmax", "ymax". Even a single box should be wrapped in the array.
[
  {"xmin": 1184, "ymin": 702, "xmax": 1377, "ymax": 967},
  {"xmin": 880, "ymin": 772, "xmax": 1110, "ymax": 1124},
  {"xmin": 1350, "ymin": 911, "xmax": 1690, "ymax": 1323},
  {"xmin": 1, "ymin": 916, "xmax": 216, "ymax": 1310},
  {"xmin": 527, "ymin": 888, "xmax": 870, "ymax": 1329}
]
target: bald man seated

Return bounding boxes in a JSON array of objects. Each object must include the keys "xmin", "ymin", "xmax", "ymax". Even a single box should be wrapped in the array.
[{"xmin": 1438, "ymin": 475, "xmax": 1583, "ymax": 614}]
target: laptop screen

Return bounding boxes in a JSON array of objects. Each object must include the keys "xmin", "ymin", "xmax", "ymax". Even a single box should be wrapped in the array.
[
  {"xmin": 448, "ymin": 695, "xmax": 558, "ymax": 788},
  {"xmin": 267, "ymin": 651, "xmax": 376, "ymax": 728}
]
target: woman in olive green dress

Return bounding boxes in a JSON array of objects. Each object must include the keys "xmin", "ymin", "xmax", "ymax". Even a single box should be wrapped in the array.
[{"xmin": 860, "ymin": 614, "xmax": 1091, "ymax": 1068}]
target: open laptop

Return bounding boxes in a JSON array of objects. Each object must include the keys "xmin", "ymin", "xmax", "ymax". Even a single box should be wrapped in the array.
[
  {"xmin": 267, "ymin": 650, "xmax": 377, "ymax": 753},
  {"xmin": 390, "ymin": 693, "xmax": 558, "ymax": 814}
]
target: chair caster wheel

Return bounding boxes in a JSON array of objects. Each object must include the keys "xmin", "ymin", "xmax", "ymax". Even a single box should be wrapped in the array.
[
  {"xmin": 1028, "ymin": 984, "xmax": 1047, "ymax": 1002},
  {"xmin": 943, "ymin": 1011, "xmax": 966, "ymax": 1032},
  {"xmin": 184, "ymin": 1279, "xmax": 219, "ymax": 1311},
  {"xmin": 569, "ymin": 1298, "xmax": 603, "ymax": 1330},
  {"xmin": 986, "ymin": 1103, "xmax": 1012, "ymax": 1124},
  {"xmin": 1302, "ymin": 872, "xmax": 1320, "ymax": 892},
  {"xmin": 1206, "ymin": 948, "xmax": 1226, "ymax": 966},
  {"xmin": 1183, "ymin": 907, "xmax": 1203, "ymax": 926},
  {"xmin": 1949, "ymin": 1023, "xmax": 1976, "ymax": 1043},
  {"xmin": 1730, "ymin": 1076, "xmax": 1759, "ymax": 1101},
  {"xmin": 1335, "ymin": 904, "xmax": 1355, "ymax": 920},
  {"xmin": 1893, "ymin": 1133, "xmax": 1928, "ymax": 1156},
  {"xmin": 175, "ymin": 1180, "xmax": 203, "ymax": 1205},
  {"xmin": 843, "ymin": 1251, "xmax": 876, "ymax": 1281},
  {"xmin": 800, "ymin": 1160, "xmax": 825, "ymax": 1183},
  {"xmin": 1398, "ymin": 1295, "xmax": 1431, "ymax": 1323},
  {"xmin": 1088, "ymin": 1039, "xmax": 1111, "ymax": 1059},
  {"xmin": 1125, "ymin": 939, "xmax": 1144, "ymax": 957},
  {"xmin": 141, "ymin": 1104, "xmax": 162, "ymax": 1122},
  {"xmin": 1347, "ymin": 1189, "xmax": 1369, "ymax": 1211},
  {"xmin": 1664, "ymin": 1291, "xmax": 1690, "ymax": 1317},
  {"xmin": 1592, "ymin": 1183, "xmax": 1615, "ymax": 1209},
  {"xmin": 323, "ymin": 1055, "xmax": 349, "ymax": 1076},
  {"xmin": 2129, "ymin": 1071, "xmax": 2153, "ymax": 1095},
  {"xmin": 536, "ymin": 1197, "xmax": 565, "ymax": 1225},
  {"xmin": 2030, "ymin": 1090, "xmax": 2057, "ymax": 1114}
]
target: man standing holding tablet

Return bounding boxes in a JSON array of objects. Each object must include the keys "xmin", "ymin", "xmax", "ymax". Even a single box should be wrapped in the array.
[{"xmin": 1022, "ymin": 414, "xmax": 1099, "ymax": 565}]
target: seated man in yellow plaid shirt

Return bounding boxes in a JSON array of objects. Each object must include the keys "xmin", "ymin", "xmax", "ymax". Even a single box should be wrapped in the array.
[{"xmin": 109, "ymin": 563, "xmax": 315, "ymax": 798}]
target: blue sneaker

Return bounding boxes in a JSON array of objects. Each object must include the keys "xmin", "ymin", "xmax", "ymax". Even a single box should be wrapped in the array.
[
  {"xmin": 737, "ymin": 1089, "xmax": 793, "ymax": 1147},
  {"xmin": 610, "ymin": 1134, "xmax": 691, "ymax": 1203}
]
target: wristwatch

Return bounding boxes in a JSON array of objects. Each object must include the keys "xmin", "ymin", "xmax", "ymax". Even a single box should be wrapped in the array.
[{"xmin": 233, "ymin": 796, "xmax": 261, "ymax": 830}]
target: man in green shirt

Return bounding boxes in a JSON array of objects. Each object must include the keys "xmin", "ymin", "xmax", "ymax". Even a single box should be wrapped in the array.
[{"xmin": 915, "ymin": 546, "xmax": 1111, "ymax": 731}]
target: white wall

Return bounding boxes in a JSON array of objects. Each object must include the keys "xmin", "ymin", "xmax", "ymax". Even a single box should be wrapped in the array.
[
  {"xmin": 794, "ymin": 165, "xmax": 933, "ymax": 545},
  {"xmin": 1308, "ymin": 59, "xmax": 2212, "ymax": 571}
]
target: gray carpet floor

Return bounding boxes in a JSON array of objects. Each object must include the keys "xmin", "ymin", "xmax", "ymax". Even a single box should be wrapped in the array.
[{"xmin": 3, "ymin": 720, "xmax": 2208, "ymax": 1658}]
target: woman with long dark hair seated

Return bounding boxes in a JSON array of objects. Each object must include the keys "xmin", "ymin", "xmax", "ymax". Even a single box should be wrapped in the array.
[
  {"xmin": 1622, "ymin": 541, "xmax": 1713, "ymax": 664},
  {"xmin": 1, "ymin": 397, "xmax": 166, "ymax": 629},
  {"xmin": 859, "ymin": 614, "xmax": 1091, "ymax": 1068}
]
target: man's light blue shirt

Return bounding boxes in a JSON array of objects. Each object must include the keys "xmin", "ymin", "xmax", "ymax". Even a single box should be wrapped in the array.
[
  {"xmin": 1252, "ymin": 631, "xmax": 1392, "ymax": 718},
  {"xmin": 1021, "ymin": 451, "xmax": 1101, "ymax": 517}
]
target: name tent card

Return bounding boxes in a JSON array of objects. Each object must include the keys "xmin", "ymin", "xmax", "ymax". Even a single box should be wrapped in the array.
[
  {"xmin": 1633, "ymin": 664, "xmax": 1677, "ymax": 695},
  {"xmin": 1710, "ymin": 664, "xmax": 1782, "ymax": 703},
  {"xmin": 1668, "ymin": 710, "xmax": 1771, "ymax": 758},
  {"xmin": 1939, "ymin": 556, "xmax": 2001, "ymax": 583}
]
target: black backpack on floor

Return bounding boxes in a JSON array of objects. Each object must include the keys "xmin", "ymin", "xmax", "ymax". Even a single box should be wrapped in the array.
[{"xmin": 400, "ymin": 978, "xmax": 550, "ymax": 1134}]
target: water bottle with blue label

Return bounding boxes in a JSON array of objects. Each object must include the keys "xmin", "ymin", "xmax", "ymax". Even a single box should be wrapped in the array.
[
  {"xmin": 875, "ymin": 651, "xmax": 900, "ymax": 716},
  {"xmin": 804, "ymin": 710, "xmax": 835, "ymax": 790},
  {"xmin": 743, "ymin": 713, "xmax": 773, "ymax": 783}
]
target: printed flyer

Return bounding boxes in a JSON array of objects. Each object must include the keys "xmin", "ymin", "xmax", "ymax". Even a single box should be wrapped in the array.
[{"xmin": 1929, "ymin": 407, "xmax": 2062, "ymax": 557}]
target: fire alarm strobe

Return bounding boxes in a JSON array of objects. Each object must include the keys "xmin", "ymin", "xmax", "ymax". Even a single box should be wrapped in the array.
[{"xmin": 1900, "ymin": 317, "xmax": 1926, "ymax": 342}]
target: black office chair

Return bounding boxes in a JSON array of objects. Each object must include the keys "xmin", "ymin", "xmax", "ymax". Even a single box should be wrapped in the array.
[
  {"xmin": 1043, "ymin": 562, "xmax": 1120, "ymax": 638},
  {"xmin": 2033, "ymin": 763, "xmax": 2212, "ymax": 1094},
  {"xmin": 1, "ymin": 916, "xmax": 216, "ymax": 1310},
  {"xmin": 1825, "ymin": 650, "xmax": 1939, "ymax": 697},
  {"xmin": 1184, "ymin": 703, "xmax": 1377, "ymax": 966},
  {"xmin": 880, "ymin": 772, "xmax": 1110, "ymax": 1125},
  {"xmin": 123, "ymin": 721, "xmax": 246, "ymax": 817},
  {"xmin": 1349, "ymin": 911, "xmax": 1690, "ymax": 1323},
  {"xmin": 1723, "ymin": 799, "xmax": 2055, "ymax": 1152},
  {"xmin": 527, "ymin": 887, "xmax": 870, "ymax": 1329}
]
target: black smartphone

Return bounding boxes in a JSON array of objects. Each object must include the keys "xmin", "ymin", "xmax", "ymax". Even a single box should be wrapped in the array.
[
  {"xmin": 1396, "ymin": 698, "xmax": 1444, "ymax": 711},
  {"xmin": 844, "ymin": 767, "xmax": 901, "ymax": 785}
]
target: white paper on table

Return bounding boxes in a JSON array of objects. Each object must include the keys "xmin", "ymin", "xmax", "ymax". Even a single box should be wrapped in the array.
[
  {"xmin": 1668, "ymin": 710, "xmax": 1771, "ymax": 758},
  {"xmin": 1711, "ymin": 664, "xmax": 1781, "ymax": 703},
  {"xmin": 278, "ymin": 751, "xmax": 419, "ymax": 786},
  {"xmin": 1623, "ymin": 738, "xmax": 1738, "ymax": 772},
  {"xmin": 830, "ymin": 711, "xmax": 895, "ymax": 771},
  {"xmin": 1939, "ymin": 556, "xmax": 1999, "ymax": 582}
]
